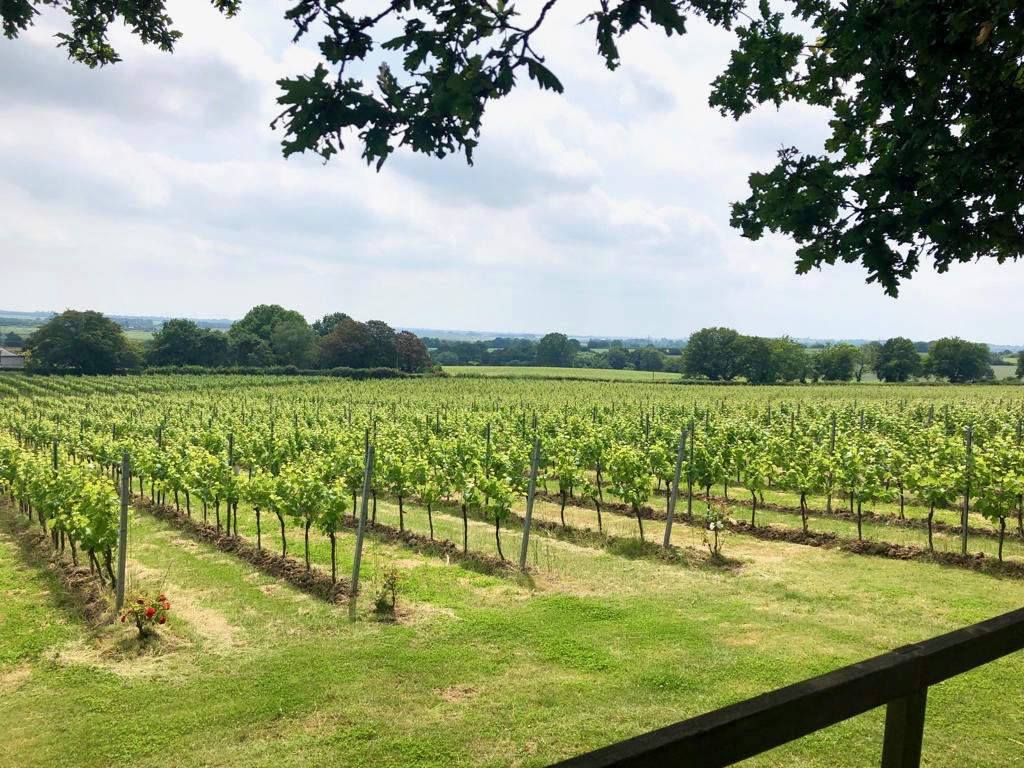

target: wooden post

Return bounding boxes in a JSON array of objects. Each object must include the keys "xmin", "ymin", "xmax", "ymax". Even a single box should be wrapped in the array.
[
  {"xmin": 518, "ymin": 439, "xmax": 541, "ymax": 571},
  {"xmin": 115, "ymin": 452, "xmax": 130, "ymax": 612},
  {"xmin": 484, "ymin": 422, "xmax": 491, "ymax": 476},
  {"xmin": 52, "ymin": 438, "xmax": 58, "ymax": 471},
  {"xmin": 961, "ymin": 426, "xmax": 972, "ymax": 556},
  {"xmin": 349, "ymin": 445, "xmax": 375, "ymax": 620},
  {"xmin": 880, "ymin": 688, "xmax": 928, "ymax": 768},
  {"xmin": 687, "ymin": 420, "xmax": 695, "ymax": 517},
  {"xmin": 663, "ymin": 428, "xmax": 687, "ymax": 548}
]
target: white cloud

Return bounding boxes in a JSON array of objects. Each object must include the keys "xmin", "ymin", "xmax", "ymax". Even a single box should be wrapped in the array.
[{"xmin": 0, "ymin": 0, "xmax": 1021, "ymax": 342}]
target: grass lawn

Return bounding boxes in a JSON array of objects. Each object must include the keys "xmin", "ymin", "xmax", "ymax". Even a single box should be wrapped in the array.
[
  {"xmin": 444, "ymin": 366, "xmax": 681, "ymax": 382},
  {"xmin": 2, "ymin": 491, "xmax": 1023, "ymax": 768}
]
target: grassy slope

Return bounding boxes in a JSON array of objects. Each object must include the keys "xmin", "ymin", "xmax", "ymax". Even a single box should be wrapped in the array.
[{"xmin": 2, "ymin": 494, "xmax": 1023, "ymax": 768}]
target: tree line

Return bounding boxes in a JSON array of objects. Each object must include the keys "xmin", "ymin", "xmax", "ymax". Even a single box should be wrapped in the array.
[
  {"xmin": 425, "ymin": 333, "xmax": 681, "ymax": 373},
  {"xmin": 14, "ymin": 310, "xmax": 1016, "ymax": 384},
  {"xmin": 21, "ymin": 307, "xmax": 432, "ymax": 375},
  {"xmin": 683, "ymin": 328, "xmax": 1005, "ymax": 384},
  {"xmin": 436, "ymin": 327, "xmax": 1014, "ymax": 384}
]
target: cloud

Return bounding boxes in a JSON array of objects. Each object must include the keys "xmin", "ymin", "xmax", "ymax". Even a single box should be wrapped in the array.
[{"xmin": 0, "ymin": 0, "xmax": 1020, "ymax": 342}]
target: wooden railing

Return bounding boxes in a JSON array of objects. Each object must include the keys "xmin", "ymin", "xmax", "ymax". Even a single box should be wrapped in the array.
[{"xmin": 550, "ymin": 607, "xmax": 1024, "ymax": 768}]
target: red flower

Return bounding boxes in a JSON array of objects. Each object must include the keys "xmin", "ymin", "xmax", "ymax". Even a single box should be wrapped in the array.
[
  {"xmin": 158, "ymin": 616, "xmax": 166, "ymax": 625},
  {"xmin": 158, "ymin": 594, "xmax": 166, "ymax": 602},
  {"xmin": 145, "ymin": 606, "xmax": 155, "ymax": 618},
  {"xmin": 164, "ymin": 602, "xmax": 171, "ymax": 610},
  {"xmin": 120, "ymin": 615, "xmax": 126, "ymax": 623}
]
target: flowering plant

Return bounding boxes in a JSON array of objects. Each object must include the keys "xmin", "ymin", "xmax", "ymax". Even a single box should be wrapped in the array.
[
  {"xmin": 702, "ymin": 505, "xmax": 731, "ymax": 559},
  {"xmin": 120, "ymin": 593, "xmax": 171, "ymax": 638}
]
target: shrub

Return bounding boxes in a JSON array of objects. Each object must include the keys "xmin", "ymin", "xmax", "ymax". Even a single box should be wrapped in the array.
[{"xmin": 120, "ymin": 593, "xmax": 171, "ymax": 638}]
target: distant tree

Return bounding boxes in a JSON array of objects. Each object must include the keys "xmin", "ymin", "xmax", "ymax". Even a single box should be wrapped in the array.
[
  {"xmin": 148, "ymin": 319, "xmax": 202, "ymax": 366},
  {"xmin": 270, "ymin": 317, "xmax": 318, "ymax": 367},
  {"xmin": 770, "ymin": 337, "xmax": 808, "ymax": 382},
  {"xmin": 1017, "ymin": 352, "xmax": 1024, "ymax": 380},
  {"xmin": 814, "ymin": 344, "xmax": 860, "ymax": 382},
  {"xmin": 365, "ymin": 320, "xmax": 399, "ymax": 367},
  {"xmin": 229, "ymin": 330, "xmax": 274, "ymax": 367},
  {"xmin": 26, "ymin": 310, "xmax": 134, "ymax": 373},
  {"xmin": 432, "ymin": 350, "xmax": 459, "ymax": 367},
  {"xmin": 312, "ymin": 312, "xmax": 350, "ymax": 337},
  {"xmin": 874, "ymin": 338, "xmax": 922, "ymax": 382},
  {"xmin": 536, "ymin": 333, "xmax": 576, "ymax": 368},
  {"xmin": 227, "ymin": 305, "xmax": 314, "ymax": 366},
  {"xmin": 606, "ymin": 346, "xmax": 628, "ymax": 370},
  {"xmin": 195, "ymin": 331, "xmax": 230, "ymax": 367},
  {"xmin": 230, "ymin": 304, "xmax": 306, "ymax": 341},
  {"xmin": 395, "ymin": 331, "xmax": 431, "ymax": 372},
  {"xmin": 632, "ymin": 347, "xmax": 664, "ymax": 372},
  {"xmin": 684, "ymin": 327, "xmax": 743, "ymax": 381},
  {"xmin": 2, "ymin": 331, "xmax": 25, "ymax": 349},
  {"xmin": 926, "ymin": 338, "xmax": 994, "ymax": 383},
  {"xmin": 319, "ymin": 319, "xmax": 377, "ymax": 368},
  {"xmin": 855, "ymin": 341, "xmax": 882, "ymax": 382},
  {"xmin": 739, "ymin": 336, "xmax": 776, "ymax": 384},
  {"xmin": 913, "ymin": 341, "xmax": 931, "ymax": 353},
  {"xmin": 663, "ymin": 354, "xmax": 686, "ymax": 374}
]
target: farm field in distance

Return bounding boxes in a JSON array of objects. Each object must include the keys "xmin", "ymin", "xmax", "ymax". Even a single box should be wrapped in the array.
[
  {"xmin": 1, "ymin": 375, "xmax": 1023, "ymax": 768},
  {"xmin": 443, "ymin": 365, "xmax": 682, "ymax": 382}
]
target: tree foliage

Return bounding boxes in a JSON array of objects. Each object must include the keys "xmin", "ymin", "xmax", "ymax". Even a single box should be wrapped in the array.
[
  {"xmin": 149, "ymin": 319, "xmax": 228, "ymax": 367},
  {"xmin": 813, "ymin": 344, "xmax": 860, "ymax": 382},
  {"xmin": 312, "ymin": 312, "xmax": 350, "ymax": 337},
  {"xmin": 925, "ymin": 338, "xmax": 994, "ymax": 383},
  {"xmin": 874, "ymin": 337, "xmax": 922, "ymax": 383},
  {"xmin": 26, "ymin": 310, "xmax": 135, "ymax": 373},
  {"xmin": 535, "ymin": 333, "xmax": 577, "ymax": 368},
  {"xmin": 715, "ymin": 1, "xmax": 1024, "ymax": 295},
  {"xmin": 684, "ymin": 327, "xmax": 744, "ymax": 381}
]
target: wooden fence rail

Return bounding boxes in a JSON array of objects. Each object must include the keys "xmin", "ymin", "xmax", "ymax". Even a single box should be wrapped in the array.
[{"xmin": 550, "ymin": 607, "xmax": 1024, "ymax": 768}]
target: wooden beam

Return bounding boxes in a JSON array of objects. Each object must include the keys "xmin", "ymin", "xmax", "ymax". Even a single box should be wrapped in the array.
[{"xmin": 549, "ymin": 608, "xmax": 1024, "ymax": 768}]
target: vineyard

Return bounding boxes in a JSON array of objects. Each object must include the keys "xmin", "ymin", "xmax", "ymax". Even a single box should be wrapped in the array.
[{"xmin": 1, "ymin": 375, "xmax": 1023, "ymax": 767}]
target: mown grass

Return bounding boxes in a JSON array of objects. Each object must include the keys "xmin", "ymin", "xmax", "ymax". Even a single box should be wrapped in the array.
[
  {"xmin": 2, "ymin": 490, "xmax": 1023, "ymax": 768},
  {"xmin": 581, "ymin": 471, "xmax": 1024, "ymax": 563}
]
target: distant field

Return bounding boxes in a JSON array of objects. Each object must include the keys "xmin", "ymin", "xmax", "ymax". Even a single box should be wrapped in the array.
[
  {"xmin": 446, "ymin": 364, "xmax": 1019, "ymax": 383},
  {"xmin": 993, "ymin": 364, "xmax": 1018, "ymax": 380},
  {"xmin": 0, "ymin": 325, "xmax": 153, "ymax": 345},
  {"xmin": 444, "ymin": 365, "xmax": 682, "ymax": 381}
]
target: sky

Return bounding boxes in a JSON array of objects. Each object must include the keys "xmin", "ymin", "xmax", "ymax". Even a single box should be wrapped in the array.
[{"xmin": 1, "ymin": 1, "xmax": 1021, "ymax": 343}]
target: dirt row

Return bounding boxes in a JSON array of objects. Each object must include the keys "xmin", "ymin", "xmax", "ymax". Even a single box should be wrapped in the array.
[
  {"xmin": 0, "ymin": 501, "xmax": 113, "ymax": 626},
  {"xmin": 643, "ymin": 485, "xmax": 1024, "ymax": 542},
  {"xmin": 138, "ymin": 497, "xmax": 352, "ymax": 603},
  {"xmin": 533, "ymin": 491, "xmax": 1024, "ymax": 579},
  {"xmin": 404, "ymin": 493, "xmax": 725, "ymax": 570},
  {"xmin": 135, "ymin": 496, "xmax": 518, "ymax": 605},
  {"xmin": 539, "ymin": 489, "xmax": 1021, "ymax": 545}
]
